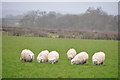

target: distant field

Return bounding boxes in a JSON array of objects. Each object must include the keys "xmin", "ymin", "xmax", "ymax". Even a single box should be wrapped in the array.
[{"xmin": 2, "ymin": 36, "xmax": 118, "ymax": 78}]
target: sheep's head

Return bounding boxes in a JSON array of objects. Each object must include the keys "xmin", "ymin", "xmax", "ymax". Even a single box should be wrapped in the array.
[
  {"xmin": 68, "ymin": 55, "xmax": 73, "ymax": 60},
  {"xmin": 42, "ymin": 59, "xmax": 45, "ymax": 62},
  {"xmin": 93, "ymin": 59, "xmax": 98, "ymax": 65},
  {"xmin": 49, "ymin": 58, "xmax": 56, "ymax": 64},
  {"xmin": 38, "ymin": 58, "xmax": 42, "ymax": 63},
  {"xmin": 29, "ymin": 54, "xmax": 34, "ymax": 60},
  {"xmin": 71, "ymin": 59, "xmax": 75, "ymax": 64}
]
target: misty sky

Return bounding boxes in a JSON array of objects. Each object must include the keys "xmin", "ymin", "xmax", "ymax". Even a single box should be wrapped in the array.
[{"xmin": 2, "ymin": 2, "xmax": 118, "ymax": 17}]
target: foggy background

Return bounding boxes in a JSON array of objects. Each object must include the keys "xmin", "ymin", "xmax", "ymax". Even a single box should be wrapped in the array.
[
  {"xmin": 1, "ymin": 2, "xmax": 119, "ymax": 40},
  {"xmin": 2, "ymin": 2, "xmax": 118, "ymax": 32}
]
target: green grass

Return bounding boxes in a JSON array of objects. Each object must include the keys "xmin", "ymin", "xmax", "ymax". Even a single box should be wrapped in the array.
[{"xmin": 2, "ymin": 36, "xmax": 118, "ymax": 78}]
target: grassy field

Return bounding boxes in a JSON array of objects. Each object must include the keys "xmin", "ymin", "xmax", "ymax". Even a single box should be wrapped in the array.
[{"xmin": 2, "ymin": 36, "xmax": 118, "ymax": 78}]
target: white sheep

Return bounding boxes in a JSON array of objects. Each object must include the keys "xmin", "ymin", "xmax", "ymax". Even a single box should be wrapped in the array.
[
  {"xmin": 37, "ymin": 50, "xmax": 49, "ymax": 63},
  {"xmin": 92, "ymin": 52, "xmax": 105, "ymax": 65},
  {"xmin": 67, "ymin": 48, "xmax": 76, "ymax": 60},
  {"xmin": 71, "ymin": 51, "xmax": 88, "ymax": 65},
  {"xmin": 48, "ymin": 51, "xmax": 59, "ymax": 64},
  {"xmin": 20, "ymin": 49, "xmax": 34, "ymax": 62}
]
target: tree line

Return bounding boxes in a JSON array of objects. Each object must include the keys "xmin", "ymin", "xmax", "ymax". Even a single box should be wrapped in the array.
[{"xmin": 2, "ymin": 7, "xmax": 118, "ymax": 32}]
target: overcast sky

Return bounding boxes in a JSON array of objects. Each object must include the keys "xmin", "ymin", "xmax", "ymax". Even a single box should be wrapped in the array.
[{"xmin": 2, "ymin": 2, "xmax": 118, "ymax": 17}]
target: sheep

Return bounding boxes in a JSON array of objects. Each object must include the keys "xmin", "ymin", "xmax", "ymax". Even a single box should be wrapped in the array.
[
  {"xmin": 20, "ymin": 49, "xmax": 34, "ymax": 62},
  {"xmin": 48, "ymin": 51, "xmax": 59, "ymax": 64},
  {"xmin": 71, "ymin": 51, "xmax": 88, "ymax": 65},
  {"xmin": 67, "ymin": 48, "xmax": 77, "ymax": 60},
  {"xmin": 37, "ymin": 50, "xmax": 49, "ymax": 63},
  {"xmin": 92, "ymin": 52, "xmax": 105, "ymax": 65}
]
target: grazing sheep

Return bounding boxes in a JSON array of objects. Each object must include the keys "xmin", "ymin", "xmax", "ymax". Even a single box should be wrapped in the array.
[
  {"xmin": 67, "ymin": 48, "xmax": 77, "ymax": 60},
  {"xmin": 48, "ymin": 51, "xmax": 59, "ymax": 64},
  {"xmin": 20, "ymin": 49, "xmax": 34, "ymax": 62},
  {"xmin": 37, "ymin": 50, "xmax": 49, "ymax": 63},
  {"xmin": 92, "ymin": 52, "xmax": 105, "ymax": 65},
  {"xmin": 71, "ymin": 52, "xmax": 88, "ymax": 65}
]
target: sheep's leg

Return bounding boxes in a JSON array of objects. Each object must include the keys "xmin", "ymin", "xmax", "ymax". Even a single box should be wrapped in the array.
[
  {"xmin": 46, "ymin": 60, "xmax": 48, "ymax": 62},
  {"xmin": 22, "ymin": 59, "xmax": 25, "ymax": 62},
  {"xmin": 29, "ymin": 59, "xmax": 32, "ymax": 62},
  {"xmin": 24, "ymin": 59, "xmax": 26, "ymax": 62},
  {"xmin": 83, "ymin": 61, "xmax": 87, "ymax": 64},
  {"xmin": 100, "ymin": 62, "xmax": 103, "ymax": 64},
  {"xmin": 20, "ymin": 57, "xmax": 24, "ymax": 62},
  {"xmin": 45, "ymin": 59, "xmax": 48, "ymax": 62},
  {"xmin": 42, "ymin": 59, "xmax": 45, "ymax": 62},
  {"xmin": 21, "ymin": 58, "xmax": 24, "ymax": 62},
  {"xmin": 56, "ymin": 60, "xmax": 58, "ymax": 63}
]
